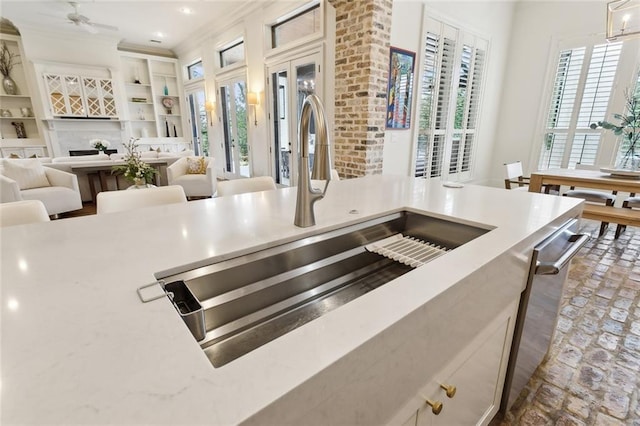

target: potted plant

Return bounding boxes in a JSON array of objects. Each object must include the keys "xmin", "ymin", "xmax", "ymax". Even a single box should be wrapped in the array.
[
  {"xmin": 590, "ymin": 88, "xmax": 640, "ymax": 172},
  {"xmin": 112, "ymin": 138, "xmax": 157, "ymax": 187},
  {"xmin": 0, "ymin": 41, "xmax": 20, "ymax": 95},
  {"xmin": 89, "ymin": 138, "xmax": 111, "ymax": 153}
]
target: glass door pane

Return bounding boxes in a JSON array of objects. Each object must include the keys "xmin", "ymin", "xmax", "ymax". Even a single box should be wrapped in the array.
[
  {"xmin": 186, "ymin": 88, "xmax": 208, "ymax": 156},
  {"xmin": 267, "ymin": 52, "xmax": 321, "ymax": 187},
  {"xmin": 219, "ymin": 76, "xmax": 250, "ymax": 179},
  {"xmin": 294, "ymin": 61, "xmax": 317, "ymax": 170},
  {"xmin": 233, "ymin": 81, "xmax": 249, "ymax": 177},
  {"xmin": 220, "ymin": 85, "xmax": 235, "ymax": 175},
  {"xmin": 270, "ymin": 68, "xmax": 291, "ymax": 185}
]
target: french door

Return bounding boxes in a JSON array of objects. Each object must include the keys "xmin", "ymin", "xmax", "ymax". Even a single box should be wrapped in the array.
[
  {"xmin": 218, "ymin": 75, "xmax": 250, "ymax": 179},
  {"xmin": 185, "ymin": 86, "xmax": 208, "ymax": 156},
  {"xmin": 267, "ymin": 52, "xmax": 321, "ymax": 186}
]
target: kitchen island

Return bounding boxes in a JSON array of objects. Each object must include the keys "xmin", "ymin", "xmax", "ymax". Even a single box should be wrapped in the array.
[{"xmin": 1, "ymin": 176, "xmax": 583, "ymax": 425}]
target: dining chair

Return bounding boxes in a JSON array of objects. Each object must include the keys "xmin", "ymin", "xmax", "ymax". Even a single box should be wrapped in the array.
[
  {"xmin": 564, "ymin": 163, "xmax": 616, "ymax": 236},
  {"xmin": 503, "ymin": 161, "xmax": 529, "ymax": 191},
  {"xmin": 614, "ymin": 194, "xmax": 639, "ymax": 239},
  {"xmin": 0, "ymin": 199, "xmax": 51, "ymax": 227},
  {"xmin": 216, "ymin": 176, "xmax": 277, "ymax": 197},
  {"xmin": 96, "ymin": 185, "xmax": 187, "ymax": 214}
]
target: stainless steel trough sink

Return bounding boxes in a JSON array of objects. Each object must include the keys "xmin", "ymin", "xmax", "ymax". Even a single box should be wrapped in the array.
[{"xmin": 160, "ymin": 210, "xmax": 489, "ymax": 367}]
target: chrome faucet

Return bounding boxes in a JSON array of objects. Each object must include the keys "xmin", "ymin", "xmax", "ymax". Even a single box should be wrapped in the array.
[{"xmin": 294, "ymin": 94, "xmax": 332, "ymax": 228}]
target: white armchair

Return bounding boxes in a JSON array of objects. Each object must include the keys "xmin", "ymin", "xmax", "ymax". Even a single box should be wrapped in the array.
[
  {"xmin": 167, "ymin": 157, "xmax": 217, "ymax": 199},
  {"xmin": 0, "ymin": 162, "xmax": 82, "ymax": 217}
]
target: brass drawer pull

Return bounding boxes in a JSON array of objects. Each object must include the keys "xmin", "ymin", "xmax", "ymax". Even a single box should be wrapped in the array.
[
  {"xmin": 440, "ymin": 383, "xmax": 457, "ymax": 398},
  {"xmin": 425, "ymin": 399, "xmax": 443, "ymax": 415}
]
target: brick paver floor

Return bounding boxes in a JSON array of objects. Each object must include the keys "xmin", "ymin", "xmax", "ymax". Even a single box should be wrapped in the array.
[{"xmin": 502, "ymin": 220, "xmax": 640, "ymax": 425}]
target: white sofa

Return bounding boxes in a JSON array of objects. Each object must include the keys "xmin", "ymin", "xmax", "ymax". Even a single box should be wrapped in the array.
[{"xmin": 0, "ymin": 160, "xmax": 82, "ymax": 217}]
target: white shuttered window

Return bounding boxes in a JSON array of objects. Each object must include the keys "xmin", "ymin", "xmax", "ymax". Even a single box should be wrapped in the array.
[
  {"xmin": 539, "ymin": 42, "xmax": 623, "ymax": 170},
  {"xmin": 415, "ymin": 17, "xmax": 488, "ymax": 179}
]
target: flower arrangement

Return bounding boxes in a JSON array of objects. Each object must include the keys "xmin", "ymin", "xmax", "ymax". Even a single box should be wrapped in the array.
[
  {"xmin": 0, "ymin": 41, "xmax": 19, "ymax": 78},
  {"xmin": 112, "ymin": 138, "xmax": 157, "ymax": 185},
  {"xmin": 590, "ymin": 88, "xmax": 639, "ymax": 171},
  {"xmin": 89, "ymin": 138, "xmax": 111, "ymax": 151}
]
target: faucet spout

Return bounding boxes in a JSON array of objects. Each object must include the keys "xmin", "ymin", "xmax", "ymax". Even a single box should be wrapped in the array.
[{"xmin": 294, "ymin": 94, "xmax": 332, "ymax": 228}]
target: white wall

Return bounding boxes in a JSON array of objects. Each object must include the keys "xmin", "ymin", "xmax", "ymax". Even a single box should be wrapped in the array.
[
  {"xmin": 383, "ymin": 2, "xmax": 424, "ymax": 176},
  {"xmin": 20, "ymin": 29, "xmax": 121, "ymax": 69},
  {"xmin": 489, "ymin": 1, "xmax": 610, "ymax": 187},
  {"xmin": 384, "ymin": 0, "xmax": 515, "ymax": 185}
]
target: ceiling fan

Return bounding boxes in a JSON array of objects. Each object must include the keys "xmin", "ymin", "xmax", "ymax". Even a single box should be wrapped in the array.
[{"xmin": 66, "ymin": 2, "xmax": 118, "ymax": 34}]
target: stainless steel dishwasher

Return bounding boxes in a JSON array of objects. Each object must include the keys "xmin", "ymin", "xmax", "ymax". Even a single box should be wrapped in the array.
[{"xmin": 500, "ymin": 218, "xmax": 589, "ymax": 413}]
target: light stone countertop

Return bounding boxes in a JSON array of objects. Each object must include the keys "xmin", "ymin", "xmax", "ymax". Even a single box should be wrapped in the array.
[{"xmin": 0, "ymin": 175, "xmax": 583, "ymax": 424}]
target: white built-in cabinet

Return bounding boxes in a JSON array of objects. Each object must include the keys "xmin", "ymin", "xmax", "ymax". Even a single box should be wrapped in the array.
[
  {"xmin": 120, "ymin": 52, "xmax": 190, "ymax": 151},
  {"xmin": 397, "ymin": 300, "xmax": 518, "ymax": 426},
  {"xmin": 0, "ymin": 34, "xmax": 47, "ymax": 158},
  {"xmin": 43, "ymin": 74, "xmax": 118, "ymax": 118}
]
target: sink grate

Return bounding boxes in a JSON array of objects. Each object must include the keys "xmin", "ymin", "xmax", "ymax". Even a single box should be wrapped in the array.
[{"xmin": 365, "ymin": 234, "xmax": 449, "ymax": 268}]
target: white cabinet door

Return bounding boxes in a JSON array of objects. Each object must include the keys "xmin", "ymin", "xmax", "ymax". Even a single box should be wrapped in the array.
[
  {"xmin": 81, "ymin": 77, "xmax": 118, "ymax": 118},
  {"xmin": 434, "ymin": 316, "xmax": 511, "ymax": 425},
  {"xmin": 415, "ymin": 300, "xmax": 517, "ymax": 426},
  {"xmin": 44, "ymin": 74, "xmax": 85, "ymax": 117}
]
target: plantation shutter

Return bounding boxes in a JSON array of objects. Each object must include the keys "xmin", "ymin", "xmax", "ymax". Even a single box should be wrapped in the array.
[
  {"xmin": 449, "ymin": 38, "xmax": 487, "ymax": 175},
  {"xmin": 415, "ymin": 32, "xmax": 439, "ymax": 178},
  {"xmin": 539, "ymin": 42, "xmax": 622, "ymax": 170},
  {"xmin": 414, "ymin": 17, "xmax": 488, "ymax": 179}
]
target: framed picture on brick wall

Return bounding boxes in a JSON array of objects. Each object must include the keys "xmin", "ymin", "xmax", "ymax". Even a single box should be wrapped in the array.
[{"xmin": 386, "ymin": 47, "xmax": 415, "ymax": 129}]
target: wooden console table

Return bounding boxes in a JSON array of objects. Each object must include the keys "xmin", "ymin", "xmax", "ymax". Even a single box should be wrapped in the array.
[
  {"xmin": 71, "ymin": 159, "xmax": 168, "ymax": 202},
  {"xmin": 529, "ymin": 168, "xmax": 640, "ymax": 228}
]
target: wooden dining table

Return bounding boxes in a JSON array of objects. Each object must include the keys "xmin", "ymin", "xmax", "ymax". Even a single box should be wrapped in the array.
[
  {"xmin": 71, "ymin": 159, "xmax": 169, "ymax": 202},
  {"xmin": 528, "ymin": 168, "xmax": 640, "ymax": 228}
]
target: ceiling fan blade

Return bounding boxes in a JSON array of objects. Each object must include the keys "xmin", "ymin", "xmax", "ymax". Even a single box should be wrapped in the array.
[
  {"xmin": 91, "ymin": 22, "xmax": 119, "ymax": 32},
  {"xmin": 77, "ymin": 21, "xmax": 99, "ymax": 34}
]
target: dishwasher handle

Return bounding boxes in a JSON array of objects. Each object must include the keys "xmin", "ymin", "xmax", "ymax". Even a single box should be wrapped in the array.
[{"xmin": 535, "ymin": 233, "xmax": 590, "ymax": 275}]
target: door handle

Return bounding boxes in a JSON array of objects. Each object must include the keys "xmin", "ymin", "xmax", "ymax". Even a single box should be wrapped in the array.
[{"xmin": 535, "ymin": 232, "xmax": 589, "ymax": 275}]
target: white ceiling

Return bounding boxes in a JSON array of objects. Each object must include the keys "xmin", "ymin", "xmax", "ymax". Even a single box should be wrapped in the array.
[{"xmin": 0, "ymin": 0, "xmax": 256, "ymax": 51}]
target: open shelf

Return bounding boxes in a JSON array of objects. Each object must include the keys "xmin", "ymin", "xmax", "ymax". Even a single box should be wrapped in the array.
[
  {"xmin": 120, "ymin": 53, "xmax": 187, "ymax": 143},
  {"xmin": 0, "ymin": 34, "xmax": 47, "ymax": 157}
]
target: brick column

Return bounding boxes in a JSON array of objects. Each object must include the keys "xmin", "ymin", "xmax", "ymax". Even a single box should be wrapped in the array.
[{"xmin": 329, "ymin": 0, "xmax": 392, "ymax": 178}]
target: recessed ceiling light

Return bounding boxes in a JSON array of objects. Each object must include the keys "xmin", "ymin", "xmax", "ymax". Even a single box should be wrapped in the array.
[
  {"xmin": 179, "ymin": 7, "xmax": 193, "ymax": 15},
  {"xmin": 154, "ymin": 32, "xmax": 165, "ymax": 38}
]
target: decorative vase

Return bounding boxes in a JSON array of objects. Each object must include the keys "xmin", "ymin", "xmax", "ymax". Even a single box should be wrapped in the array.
[
  {"xmin": 11, "ymin": 121, "xmax": 26, "ymax": 138},
  {"xmin": 2, "ymin": 75, "xmax": 18, "ymax": 95},
  {"xmin": 615, "ymin": 150, "xmax": 640, "ymax": 172},
  {"xmin": 133, "ymin": 178, "xmax": 146, "ymax": 187},
  {"xmin": 601, "ymin": 147, "xmax": 640, "ymax": 177}
]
